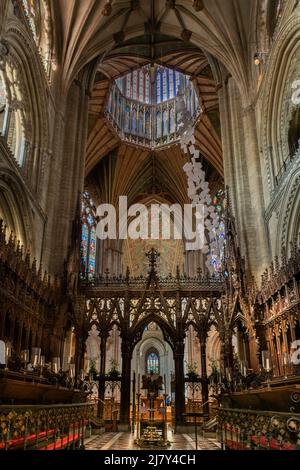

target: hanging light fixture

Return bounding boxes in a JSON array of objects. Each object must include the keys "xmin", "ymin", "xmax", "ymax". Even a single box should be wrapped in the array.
[{"xmin": 253, "ymin": 51, "xmax": 268, "ymax": 65}]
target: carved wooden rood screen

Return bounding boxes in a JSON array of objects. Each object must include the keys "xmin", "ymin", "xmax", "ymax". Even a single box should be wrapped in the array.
[{"xmin": 77, "ymin": 248, "xmax": 226, "ymax": 427}]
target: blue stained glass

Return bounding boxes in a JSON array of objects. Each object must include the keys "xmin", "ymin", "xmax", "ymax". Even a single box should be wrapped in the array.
[
  {"xmin": 87, "ymin": 214, "xmax": 94, "ymax": 226},
  {"xmin": 81, "ymin": 223, "xmax": 89, "ymax": 268},
  {"xmin": 109, "ymin": 65, "xmax": 200, "ymax": 148},
  {"xmin": 166, "ymin": 69, "xmax": 170, "ymax": 100},
  {"xmin": 81, "ymin": 193, "xmax": 97, "ymax": 276},
  {"xmin": 156, "ymin": 70, "xmax": 162, "ymax": 104},
  {"xmin": 147, "ymin": 352, "xmax": 159, "ymax": 374},
  {"xmin": 156, "ymin": 111, "xmax": 162, "ymax": 138},
  {"xmin": 132, "ymin": 107, "xmax": 137, "ymax": 133},
  {"xmin": 89, "ymin": 226, "xmax": 96, "ymax": 273},
  {"xmin": 145, "ymin": 72, "xmax": 150, "ymax": 104},
  {"xmin": 162, "ymin": 70, "xmax": 167, "ymax": 102},
  {"xmin": 170, "ymin": 107, "xmax": 175, "ymax": 133},
  {"xmin": 163, "ymin": 109, "xmax": 168, "ymax": 136},
  {"xmin": 145, "ymin": 111, "xmax": 150, "ymax": 138},
  {"xmin": 138, "ymin": 107, "xmax": 144, "ymax": 134},
  {"xmin": 125, "ymin": 105, "xmax": 130, "ymax": 132}
]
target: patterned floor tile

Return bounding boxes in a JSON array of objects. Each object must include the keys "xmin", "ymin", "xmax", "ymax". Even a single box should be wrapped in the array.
[{"xmin": 85, "ymin": 431, "xmax": 221, "ymax": 451}]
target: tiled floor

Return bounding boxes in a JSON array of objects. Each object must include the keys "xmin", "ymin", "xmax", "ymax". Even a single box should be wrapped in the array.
[{"xmin": 85, "ymin": 431, "xmax": 221, "ymax": 451}]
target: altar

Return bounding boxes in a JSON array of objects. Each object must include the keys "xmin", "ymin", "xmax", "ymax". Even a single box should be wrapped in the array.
[{"xmin": 135, "ymin": 373, "xmax": 170, "ymax": 447}]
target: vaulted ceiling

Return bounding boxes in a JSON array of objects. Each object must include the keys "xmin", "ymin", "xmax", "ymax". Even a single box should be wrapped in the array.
[
  {"xmin": 52, "ymin": 0, "xmax": 258, "ymax": 93},
  {"xmin": 50, "ymin": 0, "xmax": 261, "ymax": 206}
]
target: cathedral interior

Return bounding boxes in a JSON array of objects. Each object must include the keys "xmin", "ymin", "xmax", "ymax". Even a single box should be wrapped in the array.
[{"xmin": 1, "ymin": 0, "xmax": 300, "ymax": 453}]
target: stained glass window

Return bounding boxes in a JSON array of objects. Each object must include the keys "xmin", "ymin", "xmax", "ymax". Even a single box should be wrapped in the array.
[
  {"xmin": 115, "ymin": 65, "xmax": 196, "ymax": 106},
  {"xmin": 109, "ymin": 64, "xmax": 200, "ymax": 148},
  {"xmin": 132, "ymin": 70, "xmax": 138, "ymax": 100},
  {"xmin": 162, "ymin": 69, "xmax": 168, "ymax": 101},
  {"xmin": 170, "ymin": 107, "xmax": 175, "ymax": 133},
  {"xmin": 156, "ymin": 70, "xmax": 162, "ymax": 104},
  {"xmin": 125, "ymin": 105, "xmax": 130, "ymax": 132},
  {"xmin": 146, "ymin": 350, "xmax": 159, "ymax": 374},
  {"xmin": 156, "ymin": 111, "xmax": 162, "ymax": 138},
  {"xmin": 163, "ymin": 109, "xmax": 168, "ymax": 136},
  {"xmin": 145, "ymin": 71, "xmax": 150, "ymax": 104},
  {"xmin": 81, "ymin": 192, "xmax": 97, "ymax": 277}
]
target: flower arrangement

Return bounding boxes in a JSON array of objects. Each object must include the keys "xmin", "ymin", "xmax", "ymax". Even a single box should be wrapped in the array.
[
  {"xmin": 185, "ymin": 361, "xmax": 199, "ymax": 380},
  {"xmin": 106, "ymin": 359, "xmax": 120, "ymax": 379}
]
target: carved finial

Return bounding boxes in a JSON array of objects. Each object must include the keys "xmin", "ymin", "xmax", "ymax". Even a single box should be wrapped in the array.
[
  {"xmin": 32, "ymin": 258, "xmax": 37, "ymax": 273},
  {"xmin": 146, "ymin": 248, "xmax": 160, "ymax": 272},
  {"xmin": 0, "ymin": 220, "xmax": 5, "ymax": 244},
  {"xmin": 25, "ymin": 250, "xmax": 30, "ymax": 267},
  {"xmin": 8, "ymin": 230, "xmax": 14, "ymax": 247},
  {"xmin": 274, "ymin": 255, "xmax": 280, "ymax": 274},
  {"xmin": 38, "ymin": 263, "xmax": 43, "ymax": 280}
]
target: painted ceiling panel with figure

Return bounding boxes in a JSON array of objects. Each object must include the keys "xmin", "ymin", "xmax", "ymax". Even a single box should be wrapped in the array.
[{"xmin": 123, "ymin": 238, "xmax": 184, "ymax": 277}]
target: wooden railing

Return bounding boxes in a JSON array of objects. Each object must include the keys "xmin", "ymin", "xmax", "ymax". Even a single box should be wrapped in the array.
[
  {"xmin": 0, "ymin": 403, "xmax": 94, "ymax": 450},
  {"xmin": 218, "ymin": 407, "xmax": 300, "ymax": 450}
]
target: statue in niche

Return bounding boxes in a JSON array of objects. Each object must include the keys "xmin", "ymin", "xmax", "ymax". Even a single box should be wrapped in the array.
[{"xmin": 86, "ymin": 326, "xmax": 100, "ymax": 360}]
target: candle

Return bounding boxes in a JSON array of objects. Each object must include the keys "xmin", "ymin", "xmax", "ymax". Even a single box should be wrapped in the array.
[
  {"xmin": 266, "ymin": 358, "xmax": 270, "ymax": 371},
  {"xmin": 22, "ymin": 349, "xmax": 29, "ymax": 363},
  {"xmin": 69, "ymin": 364, "xmax": 75, "ymax": 378},
  {"xmin": 52, "ymin": 357, "xmax": 60, "ymax": 374},
  {"xmin": 31, "ymin": 348, "xmax": 41, "ymax": 367},
  {"xmin": 225, "ymin": 368, "xmax": 231, "ymax": 381},
  {"xmin": 164, "ymin": 374, "xmax": 167, "ymax": 395},
  {"xmin": 5, "ymin": 343, "xmax": 11, "ymax": 361}
]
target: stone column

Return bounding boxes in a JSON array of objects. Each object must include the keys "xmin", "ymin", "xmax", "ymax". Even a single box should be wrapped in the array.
[
  {"xmin": 98, "ymin": 334, "xmax": 108, "ymax": 418},
  {"xmin": 174, "ymin": 338, "xmax": 185, "ymax": 427},
  {"xmin": 75, "ymin": 333, "xmax": 84, "ymax": 380},
  {"xmin": 120, "ymin": 338, "xmax": 132, "ymax": 429},
  {"xmin": 199, "ymin": 331, "xmax": 209, "ymax": 417},
  {"xmin": 41, "ymin": 75, "xmax": 90, "ymax": 277},
  {"xmin": 15, "ymin": 320, "xmax": 23, "ymax": 356},
  {"xmin": 218, "ymin": 79, "xmax": 271, "ymax": 280}
]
